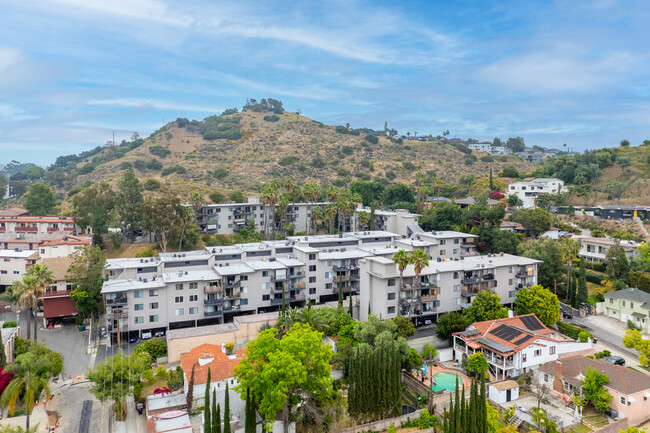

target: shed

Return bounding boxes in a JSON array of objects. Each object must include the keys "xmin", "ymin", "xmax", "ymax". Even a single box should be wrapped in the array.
[{"xmin": 488, "ymin": 380, "xmax": 519, "ymax": 404}]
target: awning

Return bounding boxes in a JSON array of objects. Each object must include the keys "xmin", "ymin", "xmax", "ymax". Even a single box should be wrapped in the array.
[
  {"xmin": 632, "ymin": 312, "xmax": 647, "ymax": 319},
  {"xmin": 43, "ymin": 297, "xmax": 79, "ymax": 319}
]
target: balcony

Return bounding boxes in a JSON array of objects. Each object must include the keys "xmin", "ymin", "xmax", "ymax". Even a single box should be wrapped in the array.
[
  {"xmin": 399, "ymin": 297, "xmax": 420, "ymax": 306},
  {"xmin": 204, "ymin": 296, "xmax": 223, "ymax": 305},
  {"xmin": 106, "ymin": 297, "xmax": 127, "ymax": 306},
  {"xmin": 222, "ymin": 303, "xmax": 241, "ymax": 312},
  {"xmin": 290, "ymin": 281, "xmax": 306, "ymax": 290},
  {"xmin": 271, "ymin": 274, "xmax": 289, "ymax": 282},
  {"xmin": 461, "ymin": 241, "xmax": 475, "ymax": 247},
  {"xmin": 42, "ymin": 290, "xmax": 72, "ymax": 298},
  {"xmin": 47, "ymin": 227, "xmax": 60, "ymax": 232},
  {"xmin": 15, "ymin": 226, "xmax": 37, "ymax": 232},
  {"xmin": 204, "ymin": 310, "xmax": 223, "ymax": 318},
  {"xmin": 333, "ymin": 264, "xmax": 359, "ymax": 272},
  {"xmin": 223, "ymin": 281, "xmax": 241, "ymax": 289},
  {"xmin": 223, "ymin": 291, "xmax": 241, "ymax": 300},
  {"xmin": 420, "ymin": 294, "xmax": 437, "ymax": 303},
  {"xmin": 204, "ymin": 285, "xmax": 223, "ymax": 293},
  {"xmin": 515, "ymin": 271, "xmax": 530, "ymax": 278},
  {"xmin": 289, "ymin": 272, "xmax": 305, "ymax": 278},
  {"xmin": 332, "ymin": 274, "xmax": 360, "ymax": 283},
  {"xmin": 461, "ymin": 274, "xmax": 494, "ymax": 285},
  {"xmin": 461, "ymin": 287, "xmax": 479, "ymax": 297},
  {"xmin": 63, "ymin": 227, "xmax": 75, "ymax": 232},
  {"xmin": 332, "ymin": 284, "xmax": 357, "ymax": 294}
]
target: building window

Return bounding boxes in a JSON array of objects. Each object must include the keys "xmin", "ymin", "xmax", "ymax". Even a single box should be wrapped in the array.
[
  {"xmin": 174, "ymin": 296, "xmax": 183, "ymax": 303},
  {"xmin": 262, "ymin": 271, "xmax": 268, "ymax": 277},
  {"xmin": 189, "ymin": 307, "xmax": 198, "ymax": 314},
  {"xmin": 149, "ymin": 315, "xmax": 159, "ymax": 323},
  {"xmin": 149, "ymin": 289, "xmax": 158, "ymax": 296},
  {"xmin": 149, "ymin": 302, "xmax": 158, "ymax": 309},
  {"xmin": 550, "ymin": 347, "xmax": 556, "ymax": 355},
  {"xmin": 189, "ymin": 295, "xmax": 198, "ymax": 302},
  {"xmin": 534, "ymin": 349, "xmax": 542, "ymax": 356},
  {"xmin": 134, "ymin": 290, "xmax": 144, "ymax": 298},
  {"xmin": 453, "ymin": 249, "xmax": 459, "ymax": 255},
  {"xmin": 240, "ymin": 299, "xmax": 248, "ymax": 305},
  {"xmin": 623, "ymin": 301, "xmax": 626, "ymax": 307},
  {"xmin": 388, "ymin": 279, "xmax": 396, "ymax": 287},
  {"xmin": 621, "ymin": 396, "xmax": 626, "ymax": 405},
  {"xmin": 387, "ymin": 306, "xmax": 396, "ymax": 314},
  {"xmin": 262, "ymin": 294, "xmax": 270, "ymax": 301},
  {"xmin": 175, "ymin": 283, "xmax": 183, "ymax": 290},
  {"xmin": 522, "ymin": 354, "xmax": 527, "ymax": 363},
  {"xmin": 325, "ymin": 272, "xmax": 332, "ymax": 279},
  {"xmin": 309, "ymin": 277, "xmax": 316, "ymax": 283},
  {"xmin": 631, "ymin": 302, "xmax": 634, "ymax": 308},
  {"xmin": 325, "ymin": 283, "xmax": 332, "ymax": 290},
  {"xmin": 388, "ymin": 292, "xmax": 396, "ymax": 300},
  {"xmin": 134, "ymin": 317, "xmax": 144, "ymax": 324},
  {"xmin": 189, "ymin": 282, "xmax": 198, "ymax": 290},
  {"xmin": 455, "ymin": 298, "xmax": 461, "ymax": 305},
  {"xmin": 508, "ymin": 291, "xmax": 515, "ymax": 298},
  {"xmin": 609, "ymin": 298, "xmax": 613, "ymax": 304},
  {"xmin": 544, "ymin": 374, "xmax": 549, "ymax": 382},
  {"xmin": 454, "ymin": 239, "xmax": 460, "ymax": 244},
  {"xmin": 309, "ymin": 288, "xmax": 316, "ymax": 294},
  {"xmin": 309, "ymin": 254, "xmax": 316, "ymax": 260},
  {"xmin": 241, "ymin": 275, "xmax": 248, "ymax": 281},
  {"xmin": 175, "ymin": 308, "xmax": 184, "ymax": 316},
  {"xmin": 440, "ymin": 240, "xmax": 446, "ymax": 245},
  {"xmin": 509, "ymin": 279, "xmax": 514, "ymax": 286},
  {"xmin": 134, "ymin": 304, "xmax": 144, "ymax": 311},
  {"xmin": 440, "ymin": 250, "xmax": 446, "ymax": 255},
  {"xmin": 309, "ymin": 265, "xmax": 316, "ymax": 272},
  {"xmin": 453, "ymin": 285, "xmax": 460, "ymax": 292}
]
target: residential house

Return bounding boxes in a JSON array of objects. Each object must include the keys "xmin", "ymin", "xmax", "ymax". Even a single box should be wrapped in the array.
[
  {"xmin": 537, "ymin": 356, "xmax": 650, "ymax": 425},
  {"xmin": 453, "ymin": 314, "xmax": 593, "ymax": 379},
  {"xmin": 577, "ymin": 237, "xmax": 639, "ymax": 264},
  {"xmin": 601, "ymin": 288, "xmax": 650, "ymax": 332},
  {"xmin": 41, "ymin": 257, "xmax": 79, "ymax": 326},
  {"xmin": 145, "ymin": 411, "xmax": 192, "ymax": 433},
  {"xmin": 508, "ymin": 178, "xmax": 567, "ymax": 208},
  {"xmin": 0, "ymin": 249, "xmax": 39, "ymax": 289}
]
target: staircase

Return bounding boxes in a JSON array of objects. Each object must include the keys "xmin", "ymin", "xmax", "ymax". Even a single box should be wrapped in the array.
[
  {"xmin": 634, "ymin": 217, "xmax": 649, "ymax": 238},
  {"xmin": 510, "ymin": 411, "xmax": 525, "ymax": 428}
]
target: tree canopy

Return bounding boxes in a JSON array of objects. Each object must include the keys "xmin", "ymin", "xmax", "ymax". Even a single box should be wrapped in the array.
[
  {"xmin": 514, "ymin": 285, "xmax": 560, "ymax": 326},
  {"xmin": 67, "ymin": 246, "xmax": 107, "ymax": 319},
  {"xmin": 463, "ymin": 291, "xmax": 508, "ymax": 324},
  {"xmin": 24, "ymin": 182, "xmax": 58, "ymax": 216}
]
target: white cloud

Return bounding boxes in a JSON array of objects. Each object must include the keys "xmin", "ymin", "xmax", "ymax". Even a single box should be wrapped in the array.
[
  {"xmin": 0, "ymin": 103, "xmax": 35, "ymax": 121},
  {"xmin": 86, "ymin": 98, "xmax": 223, "ymax": 113},
  {"xmin": 43, "ymin": 0, "xmax": 188, "ymax": 26}
]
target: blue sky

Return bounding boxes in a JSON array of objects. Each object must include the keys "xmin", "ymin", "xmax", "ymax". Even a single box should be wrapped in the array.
[{"xmin": 2, "ymin": 0, "xmax": 650, "ymax": 165}]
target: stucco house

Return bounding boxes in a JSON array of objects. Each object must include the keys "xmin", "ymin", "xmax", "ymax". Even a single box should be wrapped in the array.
[
  {"xmin": 601, "ymin": 288, "xmax": 650, "ymax": 333},
  {"xmin": 537, "ymin": 356, "xmax": 650, "ymax": 425}
]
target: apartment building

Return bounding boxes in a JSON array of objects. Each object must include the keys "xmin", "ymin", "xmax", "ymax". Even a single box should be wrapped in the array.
[
  {"xmin": 195, "ymin": 197, "xmax": 328, "ymax": 235},
  {"xmin": 508, "ymin": 178, "xmax": 567, "ymax": 208},
  {"xmin": 468, "ymin": 143, "xmax": 512, "ymax": 155},
  {"xmin": 352, "ymin": 206, "xmax": 420, "ymax": 237},
  {"xmin": 359, "ymin": 253, "xmax": 541, "ymax": 323},
  {"xmin": 0, "ymin": 216, "xmax": 80, "ymax": 234},
  {"xmin": 577, "ymin": 237, "xmax": 640, "ymax": 264},
  {"xmin": 395, "ymin": 231, "xmax": 479, "ymax": 259},
  {"xmin": 0, "ymin": 249, "xmax": 40, "ymax": 289}
]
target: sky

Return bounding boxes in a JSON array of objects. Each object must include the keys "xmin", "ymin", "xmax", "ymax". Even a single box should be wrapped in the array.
[{"xmin": 2, "ymin": 0, "xmax": 650, "ymax": 165}]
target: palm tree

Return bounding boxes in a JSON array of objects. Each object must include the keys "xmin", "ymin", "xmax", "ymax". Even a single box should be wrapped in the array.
[
  {"xmin": 296, "ymin": 307, "xmax": 328, "ymax": 333},
  {"xmin": 261, "ymin": 183, "xmax": 279, "ymax": 240},
  {"xmin": 324, "ymin": 204, "xmax": 337, "ymax": 234},
  {"xmin": 409, "ymin": 249, "xmax": 430, "ymax": 293},
  {"xmin": 12, "ymin": 276, "xmax": 37, "ymax": 340},
  {"xmin": 25, "ymin": 264, "xmax": 54, "ymax": 341},
  {"xmin": 1, "ymin": 283, "xmax": 26, "ymax": 337},
  {"xmin": 276, "ymin": 307, "xmax": 299, "ymax": 334},
  {"xmin": 357, "ymin": 211, "xmax": 371, "ymax": 230},
  {"xmin": 310, "ymin": 206, "xmax": 324, "ymax": 235},
  {"xmin": 559, "ymin": 238, "xmax": 580, "ymax": 298},
  {"xmin": 1, "ymin": 354, "xmax": 51, "ymax": 430},
  {"xmin": 303, "ymin": 182, "xmax": 320, "ymax": 203},
  {"xmin": 392, "ymin": 250, "xmax": 411, "ymax": 290}
]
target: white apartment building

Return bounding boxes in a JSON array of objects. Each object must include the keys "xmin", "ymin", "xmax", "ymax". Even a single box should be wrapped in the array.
[
  {"xmin": 577, "ymin": 237, "xmax": 640, "ymax": 264},
  {"xmin": 468, "ymin": 143, "xmax": 512, "ymax": 155},
  {"xmin": 508, "ymin": 178, "xmax": 567, "ymax": 208},
  {"xmin": 352, "ymin": 206, "xmax": 420, "ymax": 237},
  {"xmin": 395, "ymin": 231, "xmax": 479, "ymax": 259},
  {"xmin": 359, "ymin": 253, "xmax": 541, "ymax": 322},
  {"xmin": 0, "ymin": 249, "xmax": 40, "ymax": 289}
]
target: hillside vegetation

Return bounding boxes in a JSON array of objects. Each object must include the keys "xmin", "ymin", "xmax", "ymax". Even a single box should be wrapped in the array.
[{"xmin": 42, "ymin": 109, "xmax": 535, "ymax": 200}]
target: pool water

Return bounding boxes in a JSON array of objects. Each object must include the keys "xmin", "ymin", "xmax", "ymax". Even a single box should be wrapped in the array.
[{"xmin": 431, "ymin": 372, "xmax": 462, "ymax": 392}]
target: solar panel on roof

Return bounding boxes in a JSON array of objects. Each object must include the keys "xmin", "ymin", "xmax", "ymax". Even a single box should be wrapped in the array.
[
  {"xmin": 477, "ymin": 337, "xmax": 513, "ymax": 354},
  {"xmin": 520, "ymin": 315, "xmax": 544, "ymax": 331},
  {"xmin": 513, "ymin": 335, "xmax": 533, "ymax": 345},
  {"xmin": 491, "ymin": 324, "xmax": 523, "ymax": 342}
]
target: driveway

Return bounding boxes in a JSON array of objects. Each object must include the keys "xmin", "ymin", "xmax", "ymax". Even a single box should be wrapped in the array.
[{"xmin": 49, "ymin": 381, "xmax": 111, "ymax": 433}]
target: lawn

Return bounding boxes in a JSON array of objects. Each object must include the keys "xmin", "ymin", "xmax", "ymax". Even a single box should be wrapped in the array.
[
  {"xmin": 567, "ymin": 424, "xmax": 592, "ymax": 433},
  {"xmin": 584, "ymin": 415, "xmax": 608, "ymax": 428}
]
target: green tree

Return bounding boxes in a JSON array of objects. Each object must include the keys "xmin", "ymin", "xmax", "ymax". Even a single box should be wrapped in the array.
[
  {"xmin": 24, "ymin": 182, "xmax": 58, "ymax": 216},
  {"xmin": 186, "ymin": 365, "xmax": 195, "ymax": 413},
  {"xmin": 23, "ymin": 265, "xmax": 54, "ymax": 341},
  {"xmin": 506, "ymin": 194, "xmax": 523, "ymax": 208},
  {"xmin": 116, "ymin": 168, "xmax": 144, "ymax": 242},
  {"xmin": 392, "ymin": 249, "xmax": 411, "ymax": 290},
  {"xmin": 623, "ymin": 329, "xmax": 650, "ymax": 367},
  {"xmin": 466, "ymin": 352, "xmax": 488, "ymax": 377},
  {"xmin": 71, "ymin": 182, "xmax": 115, "ymax": 245},
  {"xmin": 213, "ymin": 393, "xmax": 221, "ymax": 433},
  {"xmin": 229, "ymin": 190, "xmax": 246, "ymax": 203},
  {"xmin": 581, "ymin": 367, "xmax": 612, "ymax": 414},
  {"xmin": 559, "ymin": 238, "xmax": 580, "ymax": 298},
  {"xmin": 419, "ymin": 202, "xmax": 463, "ymax": 231},
  {"xmin": 223, "ymin": 383, "xmax": 231, "ymax": 433},
  {"xmin": 436, "ymin": 311, "xmax": 469, "ymax": 343},
  {"xmin": 421, "ymin": 343, "xmax": 438, "ymax": 361},
  {"xmin": 463, "ymin": 291, "xmax": 507, "ymax": 324},
  {"xmin": 606, "ymin": 244, "xmax": 630, "ymax": 281},
  {"xmin": 142, "ymin": 196, "xmax": 186, "ymax": 252},
  {"xmin": 0, "ymin": 333, "xmax": 5, "ymax": 367},
  {"xmin": 576, "ymin": 260, "xmax": 589, "ymax": 306},
  {"xmin": 234, "ymin": 324, "xmax": 337, "ymax": 432},
  {"xmin": 204, "ymin": 369, "xmax": 212, "ymax": 433},
  {"xmin": 67, "ymin": 246, "xmax": 107, "ymax": 320},
  {"xmin": 617, "ymin": 156, "xmax": 631, "ymax": 172},
  {"xmin": 409, "ymin": 249, "xmax": 430, "ymax": 294},
  {"xmin": 383, "ymin": 184, "xmax": 415, "ymax": 205},
  {"xmin": 87, "ymin": 352, "xmax": 146, "ymax": 419},
  {"xmin": 392, "ymin": 316, "xmax": 416, "ymax": 339},
  {"xmin": 133, "ymin": 338, "xmax": 167, "ymax": 364},
  {"xmin": 514, "ymin": 285, "xmax": 560, "ymax": 326},
  {"xmin": 245, "ymin": 388, "xmax": 256, "ymax": 433},
  {"xmin": 520, "ymin": 238, "xmax": 565, "ymax": 294},
  {"xmin": 512, "ymin": 208, "xmax": 552, "ymax": 237}
]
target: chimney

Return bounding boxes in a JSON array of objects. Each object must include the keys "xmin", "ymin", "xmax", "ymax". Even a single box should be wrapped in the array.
[{"xmin": 554, "ymin": 360, "xmax": 563, "ymax": 380}]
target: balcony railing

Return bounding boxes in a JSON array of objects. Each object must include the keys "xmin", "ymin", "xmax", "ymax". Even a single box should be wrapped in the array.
[
  {"xmin": 204, "ymin": 297, "xmax": 223, "ymax": 305},
  {"xmin": 333, "ymin": 265, "xmax": 359, "ymax": 271},
  {"xmin": 42, "ymin": 290, "xmax": 72, "ymax": 298},
  {"xmin": 222, "ymin": 304, "xmax": 241, "ymax": 312},
  {"xmin": 461, "ymin": 242, "xmax": 475, "ymax": 247},
  {"xmin": 204, "ymin": 285, "xmax": 222, "ymax": 293},
  {"xmin": 420, "ymin": 294, "xmax": 437, "ymax": 303},
  {"xmin": 290, "ymin": 281, "xmax": 306, "ymax": 289},
  {"xmin": 47, "ymin": 227, "xmax": 60, "ymax": 232},
  {"xmin": 106, "ymin": 297, "xmax": 127, "ymax": 306},
  {"xmin": 223, "ymin": 281, "xmax": 241, "ymax": 289},
  {"xmin": 271, "ymin": 275, "xmax": 289, "ymax": 282},
  {"xmin": 332, "ymin": 274, "xmax": 360, "ymax": 282},
  {"xmin": 205, "ymin": 310, "xmax": 223, "ymax": 317},
  {"xmin": 515, "ymin": 271, "xmax": 530, "ymax": 278},
  {"xmin": 15, "ymin": 226, "xmax": 37, "ymax": 232},
  {"xmin": 461, "ymin": 274, "xmax": 494, "ymax": 285},
  {"xmin": 399, "ymin": 297, "xmax": 420, "ymax": 305}
]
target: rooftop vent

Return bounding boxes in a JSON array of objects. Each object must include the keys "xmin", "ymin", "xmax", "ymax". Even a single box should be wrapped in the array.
[{"xmin": 198, "ymin": 352, "xmax": 214, "ymax": 366}]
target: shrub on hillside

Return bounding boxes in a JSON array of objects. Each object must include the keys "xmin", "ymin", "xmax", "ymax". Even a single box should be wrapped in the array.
[
  {"xmin": 365, "ymin": 134, "xmax": 379, "ymax": 144},
  {"xmin": 263, "ymin": 115, "xmax": 280, "ymax": 122},
  {"xmin": 149, "ymin": 145, "xmax": 171, "ymax": 158}
]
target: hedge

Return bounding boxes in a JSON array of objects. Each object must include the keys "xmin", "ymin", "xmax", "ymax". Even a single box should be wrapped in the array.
[{"xmin": 558, "ymin": 321, "xmax": 588, "ymax": 340}]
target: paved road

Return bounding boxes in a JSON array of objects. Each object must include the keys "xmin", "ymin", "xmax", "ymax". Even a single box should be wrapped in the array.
[
  {"xmin": 50, "ymin": 381, "xmax": 111, "ymax": 433},
  {"xmin": 567, "ymin": 314, "xmax": 639, "ymax": 358}
]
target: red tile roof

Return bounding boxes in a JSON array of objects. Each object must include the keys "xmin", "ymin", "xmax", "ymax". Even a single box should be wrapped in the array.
[{"xmin": 180, "ymin": 343, "xmax": 246, "ymax": 385}]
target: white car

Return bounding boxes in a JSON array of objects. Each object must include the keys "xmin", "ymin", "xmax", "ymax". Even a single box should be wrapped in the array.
[{"xmin": 141, "ymin": 331, "xmax": 153, "ymax": 340}]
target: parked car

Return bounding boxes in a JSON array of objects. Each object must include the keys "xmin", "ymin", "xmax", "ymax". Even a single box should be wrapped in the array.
[
  {"xmin": 154, "ymin": 330, "xmax": 166, "ymax": 338},
  {"xmin": 559, "ymin": 231, "xmax": 572, "ymax": 238},
  {"xmin": 606, "ymin": 356, "xmax": 625, "ymax": 366},
  {"xmin": 141, "ymin": 331, "xmax": 153, "ymax": 340},
  {"xmin": 128, "ymin": 334, "xmax": 138, "ymax": 344},
  {"xmin": 562, "ymin": 309, "xmax": 573, "ymax": 319}
]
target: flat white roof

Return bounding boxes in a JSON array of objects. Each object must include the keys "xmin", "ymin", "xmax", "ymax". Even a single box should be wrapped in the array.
[
  {"xmin": 275, "ymin": 257, "xmax": 305, "ymax": 267},
  {"xmin": 0, "ymin": 249, "xmax": 38, "ymax": 258},
  {"xmin": 204, "ymin": 246, "xmax": 244, "ymax": 255},
  {"xmin": 106, "ymin": 257, "xmax": 160, "ymax": 270},
  {"xmin": 213, "ymin": 263, "xmax": 255, "ymax": 276},
  {"xmin": 101, "ymin": 278, "xmax": 166, "ymax": 294},
  {"xmin": 238, "ymin": 242, "xmax": 273, "ymax": 252},
  {"xmin": 345, "ymin": 230, "xmax": 401, "ymax": 239},
  {"xmin": 319, "ymin": 249, "xmax": 373, "ymax": 260},
  {"xmin": 395, "ymin": 238, "xmax": 435, "ymax": 247},
  {"xmin": 159, "ymin": 251, "xmax": 212, "ymax": 262},
  {"xmin": 424, "ymin": 231, "xmax": 478, "ymax": 239},
  {"xmin": 162, "ymin": 269, "xmax": 220, "ymax": 283},
  {"xmin": 358, "ymin": 246, "xmax": 401, "ymax": 256},
  {"xmin": 246, "ymin": 260, "xmax": 287, "ymax": 271}
]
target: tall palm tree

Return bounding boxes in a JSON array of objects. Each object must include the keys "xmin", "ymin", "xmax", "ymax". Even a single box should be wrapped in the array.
[
  {"xmin": 357, "ymin": 211, "xmax": 371, "ymax": 231},
  {"xmin": 296, "ymin": 307, "xmax": 328, "ymax": 333},
  {"xmin": 25, "ymin": 264, "xmax": 54, "ymax": 341},
  {"xmin": 409, "ymin": 249, "xmax": 430, "ymax": 293},
  {"xmin": 276, "ymin": 307, "xmax": 299, "ymax": 334},
  {"xmin": 261, "ymin": 183, "xmax": 279, "ymax": 240},
  {"xmin": 324, "ymin": 204, "xmax": 337, "ymax": 234},
  {"xmin": 12, "ymin": 276, "xmax": 37, "ymax": 340},
  {"xmin": 559, "ymin": 238, "xmax": 580, "ymax": 298},
  {"xmin": 1, "ymin": 354, "xmax": 51, "ymax": 430},
  {"xmin": 310, "ymin": 206, "xmax": 324, "ymax": 235},
  {"xmin": 392, "ymin": 250, "xmax": 411, "ymax": 290},
  {"xmin": 1, "ymin": 283, "xmax": 26, "ymax": 337}
]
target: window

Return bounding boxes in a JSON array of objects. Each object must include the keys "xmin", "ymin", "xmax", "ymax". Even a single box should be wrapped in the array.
[
  {"xmin": 189, "ymin": 282, "xmax": 198, "ymax": 290},
  {"xmin": 455, "ymin": 298, "xmax": 461, "ymax": 305},
  {"xmin": 134, "ymin": 317, "xmax": 144, "ymax": 324},
  {"xmin": 509, "ymin": 279, "xmax": 513, "ymax": 286},
  {"xmin": 240, "ymin": 299, "xmax": 248, "ymax": 305},
  {"xmin": 440, "ymin": 239, "xmax": 446, "ymax": 245},
  {"xmin": 262, "ymin": 271, "xmax": 268, "ymax": 277},
  {"xmin": 453, "ymin": 249, "xmax": 459, "ymax": 255},
  {"xmin": 309, "ymin": 288, "xmax": 316, "ymax": 294},
  {"xmin": 261, "ymin": 282, "xmax": 270, "ymax": 290},
  {"xmin": 609, "ymin": 298, "xmax": 613, "ymax": 304},
  {"xmin": 388, "ymin": 279, "xmax": 396, "ymax": 287},
  {"xmin": 544, "ymin": 374, "xmax": 549, "ymax": 382},
  {"xmin": 40, "ymin": 249, "xmax": 45, "ymax": 254},
  {"xmin": 453, "ymin": 285, "xmax": 460, "ymax": 292},
  {"xmin": 0, "ymin": 271, "xmax": 6, "ymax": 275},
  {"xmin": 175, "ymin": 308, "xmax": 184, "ymax": 316},
  {"xmin": 454, "ymin": 239, "xmax": 460, "ymax": 244},
  {"xmin": 623, "ymin": 301, "xmax": 626, "ymax": 307},
  {"xmin": 440, "ymin": 250, "xmax": 446, "ymax": 255},
  {"xmin": 262, "ymin": 294, "xmax": 270, "ymax": 301},
  {"xmin": 149, "ymin": 302, "xmax": 158, "ymax": 309},
  {"xmin": 134, "ymin": 290, "xmax": 144, "ymax": 298},
  {"xmin": 174, "ymin": 296, "xmax": 183, "ymax": 303},
  {"xmin": 149, "ymin": 289, "xmax": 158, "ymax": 296},
  {"xmin": 309, "ymin": 265, "xmax": 316, "ymax": 272},
  {"xmin": 550, "ymin": 347, "xmax": 556, "ymax": 355},
  {"xmin": 387, "ymin": 306, "xmax": 396, "ymax": 314},
  {"xmin": 534, "ymin": 349, "xmax": 542, "ymax": 356},
  {"xmin": 309, "ymin": 254, "xmax": 316, "ymax": 261},
  {"xmin": 631, "ymin": 302, "xmax": 634, "ymax": 308},
  {"xmin": 189, "ymin": 307, "xmax": 198, "ymax": 314},
  {"xmin": 508, "ymin": 291, "xmax": 515, "ymax": 298},
  {"xmin": 522, "ymin": 354, "xmax": 527, "ymax": 363},
  {"xmin": 388, "ymin": 292, "xmax": 396, "ymax": 300},
  {"xmin": 189, "ymin": 295, "xmax": 198, "ymax": 302},
  {"xmin": 241, "ymin": 275, "xmax": 248, "ymax": 281},
  {"xmin": 149, "ymin": 315, "xmax": 159, "ymax": 323},
  {"xmin": 134, "ymin": 304, "xmax": 144, "ymax": 311},
  {"xmin": 309, "ymin": 277, "xmax": 316, "ymax": 283},
  {"xmin": 509, "ymin": 266, "xmax": 514, "ymax": 273},
  {"xmin": 325, "ymin": 283, "xmax": 332, "ymax": 290},
  {"xmin": 621, "ymin": 396, "xmax": 626, "ymax": 405},
  {"xmin": 325, "ymin": 271, "xmax": 332, "ymax": 279},
  {"xmin": 453, "ymin": 272, "xmax": 459, "ymax": 279},
  {"xmin": 175, "ymin": 283, "xmax": 183, "ymax": 291}
]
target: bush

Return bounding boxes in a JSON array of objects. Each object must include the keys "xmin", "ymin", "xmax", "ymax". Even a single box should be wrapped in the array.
[
  {"xmin": 225, "ymin": 342, "xmax": 234, "ymax": 354},
  {"xmin": 14, "ymin": 337, "xmax": 27, "ymax": 357},
  {"xmin": 263, "ymin": 115, "xmax": 280, "ymax": 122},
  {"xmin": 337, "ymin": 167, "xmax": 350, "ymax": 177},
  {"xmin": 402, "ymin": 162, "xmax": 416, "ymax": 171},
  {"xmin": 365, "ymin": 134, "xmax": 379, "ymax": 144},
  {"xmin": 146, "ymin": 159, "xmax": 162, "ymax": 170},
  {"xmin": 143, "ymin": 179, "xmax": 161, "ymax": 191},
  {"xmin": 463, "ymin": 155, "xmax": 477, "ymax": 165},
  {"xmin": 203, "ymin": 115, "xmax": 242, "ymax": 140},
  {"xmin": 156, "ymin": 366, "xmax": 168, "ymax": 379},
  {"xmin": 161, "ymin": 165, "xmax": 186, "ymax": 176},
  {"xmin": 213, "ymin": 168, "xmax": 228, "ymax": 179},
  {"xmin": 134, "ymin": 338, "xmax": 168, "ymax": 364},
  {"xmin": 167, "ymin": 366, "xmax": 183, "ymax": 391},
  {"xmin": 628, "ymin": 319, "xmax": 640, "ymax": 331},
  {"xmin": 385, "ymin": 170, "xmax": 396, "ymax": 180},
  {"xmin": 341, "ymin": 146, "xmax": 354, "ymax": 155},
  {"xmin": 135, "ymin": 248, "xmax": 157, "ymax": 257},
  {"xmin": 335, "ymin": 125, "xmax": 349, "ymax": 134},
  {"xmin": 594, "ymin": 350, "xmax": 611, "ymax": 359},
  {"xmin": 120, "ymin": 161, "xmax": 132, "ymax": 170},
  {"xmin": 149, "ymin": 145, "xmax": 171, "ymax": 158},
  {"xmin": 311, "ymin": 156, "xmax": 325, "ymax": 168},
  {"xmin": 480, "ymin": 155, "xmax": 494, "ymax": 162},
  {"xmin": 500, "ymin": 166, "xmax": 520, "ymax": 178},
  {"xmin": 133, "ymin": 159, "xmax": 147, "ymax": 172},
  {"xmin": 558, "ymin": 321, "xmax": 587, "ymax": 340},
  {"xmin": 79, "ymin": 163, "xmax": 96, "ymax": 174},
  {"xmin": 279, "ymin": 156, "xmax": 299, "ymax": 166},
  {"xmin": 176, "ymin": 117, "xmax": 189, "ymax": 127},
  {"xmin": 2, "ymin": 321, "xmax": 17, "ymax": 328},
  {"xmin": 578, "ymin": 330, "xmax": 592, "ymax": 343}
]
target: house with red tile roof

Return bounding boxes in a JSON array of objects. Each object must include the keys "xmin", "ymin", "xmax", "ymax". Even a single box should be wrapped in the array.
[
  {"xmin": 453, "ymin": 314, "xmax": 593, "ymax": 380},
  {"xmin": 537, "ymin": 356, "xmax": 650, "ymax": 424},
  {"xmin": 41, "ymin": 257, "xmax": 79, "ymax": 326}
]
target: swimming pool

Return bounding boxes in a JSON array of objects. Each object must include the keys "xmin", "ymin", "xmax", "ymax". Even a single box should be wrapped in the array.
[{"xmin": 431, "ymin": 372, "xmax": 462, "ymax": 392}]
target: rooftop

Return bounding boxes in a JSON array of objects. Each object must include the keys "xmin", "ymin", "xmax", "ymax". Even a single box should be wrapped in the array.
[
  {"xmin": 0, "ymin": 249, "xmax": 38, "ymax": 259},
  {"xmin": 41, "ymin": 256, "xmax": 73, "ymax": 281},
  {"xmin": 161, "ymin": 269, "xmax": 220, "ymax": 283},
  {"xmin": 101, "ymin": 278, "xmax": 166, "ymax": 294},
  {"xmin": 180, "ymin": 343, "xmax": 246, "ymax": 384},
  {"xmin": 604, "ymin": 287, "xmax": 650, "ymax": 308}
]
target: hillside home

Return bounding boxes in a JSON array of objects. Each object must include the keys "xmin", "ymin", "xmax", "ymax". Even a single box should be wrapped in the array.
[
  {"xmin": 0, "ymin": 249, "xmax": 39, "ymax": 289},
  {"xmin": 600, "ymin": 288, "xmax": 650, "ymax": 332},
  {"xmin": 453, "ymin": 314, "xmax": 593, "ymax": 379},
  {"xmin": 508, "ymin": 178, "xmax": 567, "ymax": 208},
  {"xmin": 577, "ymin": 237, "xmax": 639, "ymax": 264},
  {"xmin": 41, "ymin": 257, "xmax": 79, "ymax": 326},
  {"xmin": 537, "ymin": 356, "xmax": 650, "ymax": 425}
]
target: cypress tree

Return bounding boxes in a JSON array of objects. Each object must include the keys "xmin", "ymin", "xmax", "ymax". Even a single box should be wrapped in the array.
[
  {"xmin": 577, "ymin": 259, "xmax": 588, "ymax": 307},
  {"xmin": 0, "ymin": 335, "xmax": 6, "ymax": 367},
  {"xmin": 245, "ymin": 388, "xmax": 255, "ymax": 433},
  {"xmin": 480, "ymin": 374, "xmax": 487, "ymax": 433},
  {"xmin": 489, "ymin": 167, "xmax": 494, "ymax": 191},
  {"xmin": 448, "ymin": 393, "xmax": 455, "ymax": 433},
  {"xmin": 281, "ymin": 281, "xmax": 286, "ymax": 314},
  {"xmin": 186, "ymin": 365, "xmax": 195, "ymax": 413},
  {"xmin": 204, "ymin": 369, "xmax": 211, "ymax": 433},
  {"xmin": 338, "ymin": 275, "xmax": 343, "ymax": 308},
  {"xmin": 454, "ymin": 377, "xmax": 461, "ymax": 433},
  {"xmin": 223, "ymin": 383, "xmax": 231, "ymax": 433},
  {"xmin": 212, "ymin": 390, "xmax": 219, "ymax": 433},
  {"xmin": 349, "ymin": 290, "xmax": 353, "ymax": 317}
]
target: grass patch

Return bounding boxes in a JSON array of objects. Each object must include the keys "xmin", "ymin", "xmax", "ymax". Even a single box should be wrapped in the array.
[
  {"xmin": 141, "ymin": 377, "xmax": 168, "ymax": 396},
  {"xmin": 584, "ymin": 415, "xmax": 608, "ymax": 428},
  {"xmin": 586, "ymin": 282, "xmax": 606, "ymax": 295},
  {"xmin": 567, "ymin": 424, "xmax": 592, "ymax": 433}
]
